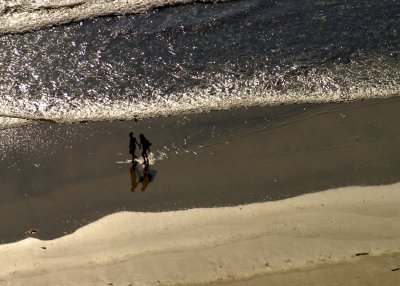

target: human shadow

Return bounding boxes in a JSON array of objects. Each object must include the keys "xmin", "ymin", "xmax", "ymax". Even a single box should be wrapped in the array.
[
  {"xmin": 129, "ymin": 163, "xmax": 140, "ymax": 192},
  {"xmin": 130, "ymin": 162, "xmax": 157, "ymax": 192}
]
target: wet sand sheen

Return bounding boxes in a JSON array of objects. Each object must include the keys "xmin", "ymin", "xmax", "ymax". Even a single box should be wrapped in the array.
[
  {"xmin": 0, "ymin": 97, "xmax": 399, "ymax": 243},
  {"xmin": 0, "ymin": 97, "xmax": 400, "ymax": 285}
]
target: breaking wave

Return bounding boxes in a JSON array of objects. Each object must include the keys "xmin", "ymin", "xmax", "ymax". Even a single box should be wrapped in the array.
[{"xmin": 1, "ymin": 51, "xmax": 399, "ymax": 129}]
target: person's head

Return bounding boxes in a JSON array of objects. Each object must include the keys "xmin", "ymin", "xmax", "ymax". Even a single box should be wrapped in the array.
[
  {"xmin": 139, "ymin": 134, "xmax": 144, "ymax": 140},
  {"xmin": 129, "ymin": 132, "xmax": 133, "ymax": 137}
]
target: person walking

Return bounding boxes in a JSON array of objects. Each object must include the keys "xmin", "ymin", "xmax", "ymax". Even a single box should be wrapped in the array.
[
  {"xmin": 129, "ymin": 132, "xmax": 139, "ymax": 163},
  {"xmin": 139, "ymin": 133, "xmax": 152, "ymax": 165}
]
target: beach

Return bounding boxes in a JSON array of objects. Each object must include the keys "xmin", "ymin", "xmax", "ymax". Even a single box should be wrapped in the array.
[
  {"xmin": 1, "ymin": 97, "xmax": 400, "ymax": 241},
  {"xmin": 0, "ymin": 97, "xmax": 400, "ymax": 285},
  {"xmin": 1, "ymin": 0, "xmax": 400, "ymax": 284},
  {"xmin": 0, "ymin": 181, "xmax": 399, "ymax": 285},
  {"xmin": 213, "ymin": 253, "xmax": 400, "ymax": 286}
]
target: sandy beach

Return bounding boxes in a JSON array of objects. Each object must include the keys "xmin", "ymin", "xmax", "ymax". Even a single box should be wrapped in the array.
[
  {"xmin": 0, "ymin": 183, "xmax": 399, "ymax": 285},
  {"xmin": 212, "ymin": 252, "xmax": 400, "ymax": 286},
  {"xmin": 0, "ymin": 97, "xmax": 400, "ymax": 285},
  {"xmin": 1, "ymin": 0, "xmax": 399, "ymax": 284}
]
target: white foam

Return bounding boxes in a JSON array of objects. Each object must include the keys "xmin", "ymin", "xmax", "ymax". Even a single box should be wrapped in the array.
[
  {"xmin": 0, "ymin": 48, "xmax": 399, "ymax": 129},
  {"xmin": 0, "ymin": 116, "xmax": 36, "ymax": 129},
  {"xmin": 1, "ymin": 182, "xmax": 400, "ymax": 285},
  {"xmin": 1, "ymin": 65, "xmax": 399, "ymax": 129},
  {"xmin": 115, "ymin": 151, "xmax": 168, "ymax": 164},
  {"xmin": 0, "ymin": 0, "xmax": 224, "ymax": 34}
]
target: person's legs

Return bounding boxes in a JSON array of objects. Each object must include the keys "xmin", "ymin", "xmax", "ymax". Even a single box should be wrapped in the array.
[
  {"xmin": 133, "ymin": 149, "xmax": 137, "ymax": 159},
  {"xmin": 142, "ymin": 150, "xmax": 147, "ymax": 164},
  {"xmin": 144, "ymin": 148, "xmax": 150, "ymax": 164}
]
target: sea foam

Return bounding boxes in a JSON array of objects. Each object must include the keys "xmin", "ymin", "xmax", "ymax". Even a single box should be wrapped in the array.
[
  {"xmin": 1, "ymin": 60, "xmax": 399, "ymax": 129},
  {"xmin": 0, "ymin": 0, "xmax": 224, "ymax": 34}
]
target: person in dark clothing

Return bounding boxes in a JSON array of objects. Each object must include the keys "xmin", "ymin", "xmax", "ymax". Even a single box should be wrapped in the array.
[
  {"xmin": 139, "ymin": 133, "xmax": 152, "ymax": 165},
  {"xmin": 129, "ymin": 132, "xmax": 139, "ymax": 163}
]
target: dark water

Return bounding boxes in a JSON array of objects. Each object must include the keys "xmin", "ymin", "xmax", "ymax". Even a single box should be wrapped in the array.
[{"xmin": 0, "ymin": 0, "xmax": 399, "ymax": 127}]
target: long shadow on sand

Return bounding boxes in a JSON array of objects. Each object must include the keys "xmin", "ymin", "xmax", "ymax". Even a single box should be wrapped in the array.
[{"xmin": 130, "ymin": 163, "xmax": 157, "ymax": 192}]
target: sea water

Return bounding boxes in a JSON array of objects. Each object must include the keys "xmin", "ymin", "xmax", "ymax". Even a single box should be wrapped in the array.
[{"xmin": 0, "ymin": 0, "xmax": 399, "ymax": 129}]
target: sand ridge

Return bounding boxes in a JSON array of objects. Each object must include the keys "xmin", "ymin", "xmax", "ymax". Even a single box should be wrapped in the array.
[{"xmin": 1, "ymin": 182, "xmax": 400, "ymax": 285}]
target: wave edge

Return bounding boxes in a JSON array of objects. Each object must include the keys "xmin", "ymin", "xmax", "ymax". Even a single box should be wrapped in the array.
[{"xmin": 0, "ymin": 0, "xmax": 227, "ymax": 35}]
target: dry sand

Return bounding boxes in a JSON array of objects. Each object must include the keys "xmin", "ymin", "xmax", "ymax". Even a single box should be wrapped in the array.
[
  {"xmin": 214, "ymin": 253, "xmax": 400, "ymax": 286},
  {"xmin": 0, "ymin": 183, "xmax": 399, "ymax": 285}
]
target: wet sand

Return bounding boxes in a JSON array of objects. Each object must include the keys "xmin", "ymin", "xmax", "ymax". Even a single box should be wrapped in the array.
[{"xmin": 0, "ymin": 97, "xmax": 400, "ymax": 242}]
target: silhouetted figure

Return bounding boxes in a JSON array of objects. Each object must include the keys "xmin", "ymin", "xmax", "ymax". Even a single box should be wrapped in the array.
[
  {"xmin": 139, "ymin": 164, "xmax": 153, "ymax": 191},
  {"xmin": 129, "ymin": 132, "xmax": 139, "ymax": 163},
  {"xmin": 130, "ymin": 164, "xmax": 139, "ymax": 192},
  {"xmin": 139, "ymin": 134, "xmax": 152, "ymax": 165}
]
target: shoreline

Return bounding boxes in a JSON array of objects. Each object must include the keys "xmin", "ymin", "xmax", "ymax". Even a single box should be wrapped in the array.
[
  {"xmin": 0, "ymin": 182, "xmax": 399, "ymax": 285},
  {"xmin": 0, "ymin": 97, "xmax": 399, "ymax": 242}
]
